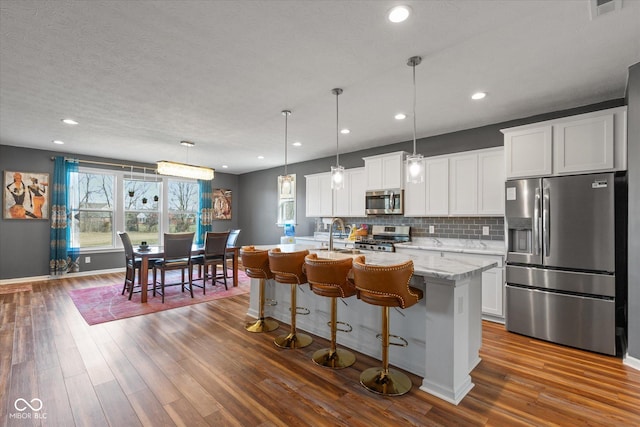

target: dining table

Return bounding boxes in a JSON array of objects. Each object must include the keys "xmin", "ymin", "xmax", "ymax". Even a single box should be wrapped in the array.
[{"xmin": 133, "ymin": 244, "xmax": 240, "ymax": 303}]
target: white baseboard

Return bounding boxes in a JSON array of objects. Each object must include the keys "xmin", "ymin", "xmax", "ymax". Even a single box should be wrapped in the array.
[
  {"xmin": 623, "ymin": 354, "xmax": 640, "ymax": 372},
  {"xmin": 0, "ymin": 268, "xmax": 125, "ymax": 286}
]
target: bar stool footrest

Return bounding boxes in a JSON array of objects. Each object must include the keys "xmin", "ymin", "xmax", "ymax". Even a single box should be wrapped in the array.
[
  {"xmin": 327, "ymin": 320, "xmax": 353, "ymax": 333},
  {"xmin": 376, "ymin": 333, "xmax": 408, "ymax": 347}
]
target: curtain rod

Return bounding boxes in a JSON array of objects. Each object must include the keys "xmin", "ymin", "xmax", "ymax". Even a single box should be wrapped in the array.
[{"xmin": 51, "ymin": 157, "xmax": 156, "ymax": 172}]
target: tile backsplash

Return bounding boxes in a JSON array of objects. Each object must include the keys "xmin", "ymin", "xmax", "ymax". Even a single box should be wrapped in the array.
[{"xmin": 316, "ymin": 216, "xmax": 504, "ymax": 241}]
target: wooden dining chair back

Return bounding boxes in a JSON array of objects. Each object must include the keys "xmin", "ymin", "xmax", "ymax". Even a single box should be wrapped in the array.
[
  {"xmin": 118, "ymin": 231, "xmax": 140, "ymax": 300},
  {"xmin": 152, "ymin": 232, "xmax": 195, "ymax": 303},
  {"xmin": 193, "ymin": 231, "xmax": 230, "ymax": 292}
]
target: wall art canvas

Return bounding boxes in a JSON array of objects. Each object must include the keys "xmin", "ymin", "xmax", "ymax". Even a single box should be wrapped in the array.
[
  {"xmin": 3, "ymin": 170, "xmax": 50, "ymax": 220},
  {"xmin": 212, "ymin": 188, "xmax": 232, "ymax": 220}
]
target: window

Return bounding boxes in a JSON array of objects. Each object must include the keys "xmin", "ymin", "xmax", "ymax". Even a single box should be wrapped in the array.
[
  {"xmin": 70, "ymin": 167, "xmax": 200, "ymax": 251},
  {"xmin": 167, "ymin": 180, "xmax": 198, "ymax": 233},
  {"xmin": 71, "ymin": 170, "xmax": 116, "ymax": 248},
  {"xmin": 124, "ymin": 177, "xmax": 161, "ymax": 245}
]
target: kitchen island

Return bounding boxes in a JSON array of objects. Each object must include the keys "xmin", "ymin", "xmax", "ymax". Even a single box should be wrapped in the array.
[{"xmin": 247, "ymin": 244, "xmax": 496, "ymax": 405}]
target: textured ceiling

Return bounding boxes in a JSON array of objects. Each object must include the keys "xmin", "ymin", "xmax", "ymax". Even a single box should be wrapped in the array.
[{"xmin": 1, "ymin": 0, "xmax": 639, "ymax": 174}]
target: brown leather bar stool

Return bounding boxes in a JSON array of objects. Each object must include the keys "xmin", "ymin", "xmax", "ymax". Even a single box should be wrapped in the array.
[
  {"xmin": 351, "ymin": 255, "xmax": 423, "ymax": 396},
  {"xmin": 304, "ymin": 253, "xmax": 356, "ymax": 369},
  {"xmin": 240, "ymin": 246, "xmax": 279, "ymax": 333},
  {"xmin": 268, "ymin": 248, "xmax": 312, "ymax": 349}
]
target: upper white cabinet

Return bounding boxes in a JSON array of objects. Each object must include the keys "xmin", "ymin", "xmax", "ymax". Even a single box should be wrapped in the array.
[
  {"xmin": 305, "ymin": 172, "xmax": 332, "ymax": 217},
  {"xmin": 478, "ymin": 148, "xmax": 505, "ymax": 215},
  {"xmin": 504, "ymin": 125, "xmax": 552, "ymax": 178},
  {"xmin": 404, "ymin": 147, "xmax": 504, "ymax": 217},
  {"xmin": 334, "ymin": 167, "xmax": 366, "ymax": 217},
  {"xmin": 364, "ymin": 151, "xmax": 407, "ymax": 190},
  {"xmin": 449, "ymin": 153, "xmax": 478, "ymax": 215},
  {"xmin": 502, "ymin": 106, "xmax": 627, "ymax": 179}
]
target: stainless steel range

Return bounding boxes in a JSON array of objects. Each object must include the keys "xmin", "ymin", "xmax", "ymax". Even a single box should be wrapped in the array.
[{"xmin": 354, "ymin": 225, "xmax": 410, "ymax": 252}]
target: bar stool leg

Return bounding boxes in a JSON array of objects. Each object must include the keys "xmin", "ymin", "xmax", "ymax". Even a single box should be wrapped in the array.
[
  {"xmin": 274, "ymin": 284, "xmax": 312, "ymax": 349},
  {"xmin": 312, "ymin": 297, "xmax": 355, "ymax": 368},
  {"xmin": 245, "ymin": 278, "xmax": 279, "ymax": 333},
  {"xmin": 360, "ymin": 306, "xmax": 412, "ymax": 396}
]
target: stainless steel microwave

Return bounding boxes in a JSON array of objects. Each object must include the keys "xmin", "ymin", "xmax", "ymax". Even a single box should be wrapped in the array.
[{"xmin": 365, "ymin": 189, "xmax": 403, "ymax": 215}]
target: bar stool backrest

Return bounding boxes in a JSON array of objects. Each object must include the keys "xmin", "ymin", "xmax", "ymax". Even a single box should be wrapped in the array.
[
  {"xmin": 351, "ymin": 255, "xmax": 418, "ymax": 309},
  {"xmin": 240, "ymin": 246, "xmax": 273, "ymax": 280},
  {"xmin": 304, "ymin": 253, "xmax": 356, "ymax": 298},
  {"xmin": 268, "ymin": 248, "xmax": 309, "ymax": 285}
]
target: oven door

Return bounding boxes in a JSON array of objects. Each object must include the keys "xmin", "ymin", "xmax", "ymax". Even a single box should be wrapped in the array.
[{"xmin": 365, "ymin": 189, "xmax": 403, "ymax": 215}]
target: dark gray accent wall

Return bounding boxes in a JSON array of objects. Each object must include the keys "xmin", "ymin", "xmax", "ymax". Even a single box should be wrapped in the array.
[
  {"xmin": 626, "ymin": 62, "xmax": 640, "ymax": 360},
  {"xmin": 0, "ymin": 145, "xmax": 239, "ymax": 279}
]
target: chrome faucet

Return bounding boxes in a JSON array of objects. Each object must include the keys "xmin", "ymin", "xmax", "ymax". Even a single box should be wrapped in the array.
[{"xmin": 329, "ymin": 217, "xmax": 345, "ymax": 252}]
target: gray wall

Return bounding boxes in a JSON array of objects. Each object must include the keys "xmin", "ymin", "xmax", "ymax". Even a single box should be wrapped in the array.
[
  {"xmin": 626, "ymin": 62, "xmax": 640, "ymax": 360},
  {"xmin": 0, "ymin": 145, "xmax": 239, "ymax": 279}
]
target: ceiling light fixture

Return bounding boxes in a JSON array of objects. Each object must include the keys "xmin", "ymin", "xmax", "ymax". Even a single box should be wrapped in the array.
[
  {"xmin": 293, "ymin": 141, "xmax": 302, "ymax": 147},
  {"xmin": 406, "ymin": 55, "xmax": 424, "ymax": 184},
  {"xmin": 331, "ymin": 88, "xmax": 345, "ymax": 190},
  {"xmin": 340, "ymin": 128, "xmax": 350, "ymax": 134},
  {"xmin": 61, "ymin": 118, "xmax": 78, "ymax": 125},
  {"xmin": 156, "ymin": 141, "xmax": 214, "ymax": 181},
  {"xmin": 52, "ymin": 140, "xmax": 65, "ymax": 145},
  {"xmin": 222, "ymin": 165, "xmax": 228, "ymax": 169},
  {"xmin": 471, "ymin": 92, "xmax": 487, "ymax": 100},
  {"xmin": 258, "ymin": 155, "xmax": 264, "ymax": 159},
  {"xmin": 395, "ymin": 113, "xmax": 407, "ymax": 120},
  {"xmin": 388, "ymin": 5, "xmax": 411, "ymax": 23}
]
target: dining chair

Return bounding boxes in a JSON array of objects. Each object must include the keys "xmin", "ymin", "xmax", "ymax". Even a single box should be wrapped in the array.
[
  {"xmin": 192, "ymin": 231, "xmax": 230, "ymax": 292},
  {"xmin": 225, "ymin": 228, "xmax": 241, "ymax": 281},
  {"xmin": 152, "ymin": 232, "xmax": 195, "ymax": 303},
  {"xmin": 118, "ymin": 231, "xmax": 141, "ymax": 300}
]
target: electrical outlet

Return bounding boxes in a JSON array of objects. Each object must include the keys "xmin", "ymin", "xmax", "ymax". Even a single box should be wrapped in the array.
[
  {"xmin": 482, "ymin": 226, "xmax": 490, "ymax": 236},
  {"xmin": 84, "ymin": 256, "xmax": 91, "ymax": 264},
  {"xmin": 429, "ymin": 225, "xmax": 435, "ymax": 234}
]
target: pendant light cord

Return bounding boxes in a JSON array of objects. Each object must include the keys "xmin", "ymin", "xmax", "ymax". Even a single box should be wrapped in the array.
[
  {"xmin": 285, "ymin": 111, "xmax": 288, "ymax": 176},
  {"xmin": 412, "ymin": 60, "xmax": 417, "ymax": 156},
  {"xmin": 335, "ymin": 90, "xmax": 340, "ymax": 167}
]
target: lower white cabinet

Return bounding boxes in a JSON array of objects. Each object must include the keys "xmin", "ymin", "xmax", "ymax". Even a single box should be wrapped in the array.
[{"xmin": 395, "ymin": 247, "xmax": 505, "ymax": 320}]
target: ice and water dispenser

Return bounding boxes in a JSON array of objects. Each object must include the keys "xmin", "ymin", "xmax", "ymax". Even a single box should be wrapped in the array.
[{"xmin": 505, "ymin": 178, "xmax": 541, "ymax": 264}]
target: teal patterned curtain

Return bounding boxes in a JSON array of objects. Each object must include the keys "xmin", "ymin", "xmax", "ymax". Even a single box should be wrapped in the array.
[
  {"xmin": 49, "ymin": 157, "xmax": 79, "ymax": 275},
  {"xmin": 196, "ymin": 179, "xmax": 213, "ymax": 245}
]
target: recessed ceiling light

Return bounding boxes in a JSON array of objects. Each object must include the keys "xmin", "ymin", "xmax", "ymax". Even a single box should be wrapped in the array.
[
  {"xmin": 222, "ymin": 165, "xmax": 228, "ymax": 169},
  {"xmin": 52, "ymin": 140, "xmax": 65, "ymax": 145},
  {"xmin": 471, "ymin": 92, "xmax": 487, "ymax": 100},
  {"xmin": 257, "ymin": 155, "xmax": 264, "ymax": 159},
  {"xmin": 388, "ymin": 5, "xmax": 411, "ymax": 23},
  {"xmin": 293, "ymin": 142, "xmax": 302, "ymax": 147},
  {"xmin": 395, "ymin": 113, "xmax": 407, "ymax": 120},
  {"xmin": 340, "ymin": 129, "xmax": 350, "ymax": 134},
  {"xmin": 61, "ymin": 118, "xmax": 78, "ymax": 125}
]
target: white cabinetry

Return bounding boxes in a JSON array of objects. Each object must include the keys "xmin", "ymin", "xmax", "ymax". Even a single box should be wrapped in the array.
[
  {"xmin": 478, "ymin": 148, "xmax": 505, "ymax": 215},
  {"xmin": 449, "ymin": 153, "xmax": 478, "ymax": 215},
  {"xmin": 305, "ymin": 172, "xmax": 332, "ymax": 217},
  {"xmin": 405, "ymin": 148, "xmax": 503, "ymax": 217},
  {"xmin": 502, "ymin": 106, "xmax": 626, "ymax": 179},
  {"xmin": 364, "ymin": 151, "xmax": 406, "ymax": 190},
  {"xmin": 334, "ymin": 167, "xmax": 366, "ymax": 217}
]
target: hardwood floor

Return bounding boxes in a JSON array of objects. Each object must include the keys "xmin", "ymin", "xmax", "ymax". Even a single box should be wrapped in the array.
[{"xmin": 1, "ymin": 272, "xmax": 639, "ymax": 426}]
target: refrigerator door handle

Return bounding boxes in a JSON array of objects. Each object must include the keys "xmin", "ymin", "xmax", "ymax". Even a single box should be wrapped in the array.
[
  {"xmin": 543, "ymin": 186, "xmax": 550, "ymax": 256},
  {"xmin": 534, "ymin": 188, "xmax": 541, "ymax": 256}
]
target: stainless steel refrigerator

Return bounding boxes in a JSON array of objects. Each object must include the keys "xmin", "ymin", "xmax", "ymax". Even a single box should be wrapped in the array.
[{"xmin": 505, "ymin": 172, "xmax": 627, "ymax": 356}]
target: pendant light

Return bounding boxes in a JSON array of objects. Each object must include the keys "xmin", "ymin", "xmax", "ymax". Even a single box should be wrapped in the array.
[
  {"xmin": 406, "ymin": 55, "xmax": 424, "ymax": 184},
  {"xmin": 331, "ymin": 88, "xmax": 345, "ymax": 190},
  {"xmin": 279, "ymin": 109, "xmax": 294, "ymax": 197}
]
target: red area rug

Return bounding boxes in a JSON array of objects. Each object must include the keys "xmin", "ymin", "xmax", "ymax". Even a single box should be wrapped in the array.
[{"xmin": 69, "ymin": 270, "xmax": 250, "ymax": 325}]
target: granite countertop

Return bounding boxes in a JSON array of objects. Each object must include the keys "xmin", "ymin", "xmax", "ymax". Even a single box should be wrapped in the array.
[
  {"xmin": 254, "ymin": 243, "xmax": 496, "ymax": 282},
  {"xmin": 395, "ymin": 237, "xmax": 506, "ymax": 257}
]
